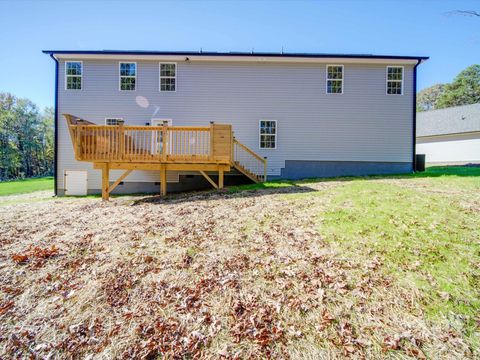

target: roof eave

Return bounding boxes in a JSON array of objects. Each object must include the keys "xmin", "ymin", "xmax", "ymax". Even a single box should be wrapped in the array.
[{"xmin": 42, "ymin": 50, "xmax": 428, "ymax": 64}]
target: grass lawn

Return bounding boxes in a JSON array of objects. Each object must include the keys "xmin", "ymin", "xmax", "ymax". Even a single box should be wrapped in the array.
[
  {"xmin": 0, "ymin": 176, "xmax": 53, "ymax": 196},
  {"xmin": 0, "ymin": 167, "xmax": 478, "ymax": 359}
]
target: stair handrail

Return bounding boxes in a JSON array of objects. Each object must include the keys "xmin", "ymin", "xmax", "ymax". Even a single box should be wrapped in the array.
[{"xmin": 233, "ymin": 138, "xmax": 267, "ymax": 182}]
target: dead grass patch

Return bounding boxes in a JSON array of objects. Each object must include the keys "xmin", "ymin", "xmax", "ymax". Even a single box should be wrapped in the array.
[{"xmin": 0, "ymin": 175, "xmax": 478, "ymax": 359}]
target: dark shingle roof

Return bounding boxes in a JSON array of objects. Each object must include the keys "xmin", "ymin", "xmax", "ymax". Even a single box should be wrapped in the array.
[
  {"xmin": 417, "ymin": 103, "xmax": 480, "ymax": 137},
  {"xmin": 42, "ymin": 50, "xmax": 428, "ymax": 61}
]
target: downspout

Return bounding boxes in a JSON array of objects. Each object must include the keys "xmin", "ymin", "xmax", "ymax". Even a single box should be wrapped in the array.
[
  {"xmin": 412, "ymin": 59, "xmax": 421, "ymax": 172},
  {"xmin": 49, "ymin": 53, "xmax": 59, "ymax": 196}
]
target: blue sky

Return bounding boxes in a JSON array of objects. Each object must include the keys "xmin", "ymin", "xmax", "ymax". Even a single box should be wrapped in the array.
[{"xmin": 0, "ymin": 0, "xmax": 478, "ymax": 110}]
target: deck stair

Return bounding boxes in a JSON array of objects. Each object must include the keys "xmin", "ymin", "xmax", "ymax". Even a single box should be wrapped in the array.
[
  {"xmin": 232, "ymin": 138, "xmax": 266, "ymax": 183},
  {"xmin": 63, "ymin": 114, "xmax": 267, "ymax": 200}
]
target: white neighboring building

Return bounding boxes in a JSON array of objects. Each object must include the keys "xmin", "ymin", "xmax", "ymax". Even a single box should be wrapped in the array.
[{"xmin": 417, "ymin": 103, "xmax": 480, "ymax": 164}]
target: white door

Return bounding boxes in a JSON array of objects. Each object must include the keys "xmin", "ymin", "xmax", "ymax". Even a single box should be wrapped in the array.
[
  {"xmin": 151, "ymin": 119, "xmax": 172, "ymax": 127},
  {"xmin": 64, "ymin": 170, "xmax": 88, "ymax": 196},
  {"xmin": 151, "ymin": 119, "xmax": 172, "ymax": 155}
]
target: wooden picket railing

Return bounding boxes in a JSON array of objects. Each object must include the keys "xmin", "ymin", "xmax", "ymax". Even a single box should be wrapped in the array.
[
  {"xmin": 233, "ymin": 138, "xmax": 267, "ymax": 182},
  {"xmin": 64, "ymin": 114, "xmax": 267, "ymax": 184},
  {"xmin": 65, "ymin": 114, "xmax": 231, "ymax": 164}
]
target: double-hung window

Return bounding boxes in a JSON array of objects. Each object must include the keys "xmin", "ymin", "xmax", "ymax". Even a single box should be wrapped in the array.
[
  {"xmin": 326, "ymin": 65, "xmax": 343, "ymax": 94},
  {"xmin": 386, "ymin": 66, "xmax": 403, "ymax": 95},
  {"xmin": 259, "ymin": 120, "xmax": 277, "ymax": 149},
  {"xmin": 65, "ymin": 61, "xmax": 82, "ymax": 90},
  {"xmin": 119, "ymin": 62, "xmax": 136, "ymax": 91},
  {"xmin": 160, "ymin": 63, "xmax": 176, "ymax": 91},
  {"xmin": 105, "ymin": 118, "xmax": 123, "ymax": 126}
]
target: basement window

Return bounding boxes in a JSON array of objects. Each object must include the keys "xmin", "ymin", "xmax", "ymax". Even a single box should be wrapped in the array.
[
  {"xmin": 119, "ymin": 62, "xmax": 136, "ymax": 91},
  {"xmin": 105, "ymin": 118, "xmax": 123, "ymax": 126},
  {"xmin": 326, "ymin": 65, "xmax": 343, "ymax": 94},
  {"xmin": 259, "ymin": 120, "xmax": 276, "ymax": 149},
  {"xmin": 386, "ymin": 66, "xmax": 403, "ymax": 95},
  {"xmin": 65, "ymin": 61, "xmax": 82, "ymax": 90},
  {"xmin": 160, "ymin": 63, "xmax": 176, "ymax": 91}
]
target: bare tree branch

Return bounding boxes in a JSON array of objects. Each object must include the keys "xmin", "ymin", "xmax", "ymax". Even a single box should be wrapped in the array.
[{"xmin": 445, "ymin": 10, "xmax": 480, "ymax": 17}]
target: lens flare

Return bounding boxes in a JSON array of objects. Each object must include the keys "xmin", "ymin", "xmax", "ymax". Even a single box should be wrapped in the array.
[{"xmin": 135, "ymin": 96, "xmax": 149, "ymax": 108}]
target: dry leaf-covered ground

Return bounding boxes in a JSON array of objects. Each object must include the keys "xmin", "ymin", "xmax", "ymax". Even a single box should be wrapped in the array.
[{"xmin": 1, "ymin": 167, "xmax": 479, "ymax": 359}]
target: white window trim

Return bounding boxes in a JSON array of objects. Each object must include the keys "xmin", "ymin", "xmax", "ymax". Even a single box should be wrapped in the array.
[
  {"xmin": 119, "ymin": 62, "xmax": 137, "ymax": 91},
  {"xmin": 326, "ymin": 64, "xmax": 344, "ymax": 95},
  {"xmin": 65, "ymin": 61, "xmax": 83, "ymax": 91},
  {"xmin": 159, "ymin": 62, "xmax": 177, "ymax": 92},
  {"xmin": 259, "ymin": 119, "xmax": 277, "ymax": 150},
  {"xmin": 386, "ymin": 65, "xmax": 404, "ymax": 96},
  {"xmin": 104, "ymin": 117, "xmax": 124, "ymax": 125}
]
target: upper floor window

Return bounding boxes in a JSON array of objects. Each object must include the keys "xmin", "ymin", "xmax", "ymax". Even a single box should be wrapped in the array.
[
  {"xmin": 160, "ymin": 63, "xmax": 176, "ymax": 91},
  {"xmin": 386, "ymin": 66, "xmax": 403, "ymax": 95},
  {"xmin": 326, "ymin": 65, "xmax": 343, "ymax": 94},
  {"xmin": 119, "ymin": 62, "xmax": 136, "ymax": 91},
  {"xmin": 259, "ymin": 120, "xmax": 276, "ymax": 149},
  {"xmin": 65, "ymin": 61, "xmax": 82, "ymax": 90},
  {"xmin": 105, "ymin": 118, "xmax": 123, "ymax": 126}
]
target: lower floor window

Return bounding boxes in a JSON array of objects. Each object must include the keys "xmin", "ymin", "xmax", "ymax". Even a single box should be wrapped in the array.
[{"xmin": 259, "ymin": 120, "xmax": 276, "ymax": 149}]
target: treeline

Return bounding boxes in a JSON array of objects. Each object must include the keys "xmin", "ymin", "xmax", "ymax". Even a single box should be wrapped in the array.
[
  {"xmin": 0, "ymin": 92, "xmax": 54, "ymax": 181},
  {"xmin": 417, "ymin": 64, "xmax": 480, "ymax": 111}
]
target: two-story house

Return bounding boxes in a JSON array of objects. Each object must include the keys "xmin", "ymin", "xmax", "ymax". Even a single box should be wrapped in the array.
[{"xmin": 43, "ymin": 50, "xmax": 428, "ymax": 198}]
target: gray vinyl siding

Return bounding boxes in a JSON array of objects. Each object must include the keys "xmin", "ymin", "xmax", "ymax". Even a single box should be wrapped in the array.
[{"xmin": 57, "ymin": 59, "xmax": 413, "ymax": 190}]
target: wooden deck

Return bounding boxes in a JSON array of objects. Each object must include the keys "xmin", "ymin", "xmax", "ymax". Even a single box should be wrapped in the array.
[{"xmin": 64, "ymin": 114, "xmax": 267, "ymax": 200}]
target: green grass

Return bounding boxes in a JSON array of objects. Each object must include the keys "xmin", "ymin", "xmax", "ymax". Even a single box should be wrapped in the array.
[
  {"xmin": 0, "ymin": 177, "xmax": 54, "ymax": 196},
  {"xmin": 322, "ymin": 182, "xmax": 480, "ymax": 313},
  {"xmin": 228, "ymin": 180, "xmax": 294, "ymax": 192},
  {"xmin": 228, "ymin": 165, "xmax": 480, "ymax": 192},
  {"xmin": 414, "ymin": 165, "xmax": 480, "ymax": 177},
  {"xmin": 229, "ymin": 166, "xmax": 480, "ymax": 348},
  {"xmin": 317, "ymin": 171, "xmax": 480, "ymax": 347}
]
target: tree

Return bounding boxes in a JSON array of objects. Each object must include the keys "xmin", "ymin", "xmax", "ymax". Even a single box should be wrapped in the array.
[
  {"xmin": 436, "ymin": 65, "xmax": 480, "ymax": 109},
  {"xmin": 416, "ymin": 84, "xmax": 446, "ymax": 112},
  {"xmin": 39, "ymin": 107, "xmax": 54, "ymax": 176},
  {"xmin": 0, "ymin": 93, "xmax": 54, "ymax": 180}
]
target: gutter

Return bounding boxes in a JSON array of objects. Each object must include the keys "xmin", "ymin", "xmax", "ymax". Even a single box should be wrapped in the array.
[
  {"xmin": 49, "ymin": 53, "xmax": 59, "ymax": 196},
  {"xmin": 412, "ymin": 59, "xmax": 421, "ymax": 172},
  {"xmin": 42, "ymin": 50, "xmax": 429, "ymax": 65},
  {"xmin": 42, "ymin": 50, "xmax": 429, "ymax": 60},
  {"xmin": 417, "ymin": 130, "xmax": 480, "ymax": 140}
]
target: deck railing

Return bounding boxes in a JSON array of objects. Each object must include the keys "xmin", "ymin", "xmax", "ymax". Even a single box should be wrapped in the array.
[
  {"xmin": 233, "ymin": 138, "xmax": 267, "ymax": 182},
  {"xmin": 66, "ymin": 116, "xmax": 231, "ymax": 164},
  {"xmin": 65, "ymin": 114, "xmax": 267, "ymax": 183}
]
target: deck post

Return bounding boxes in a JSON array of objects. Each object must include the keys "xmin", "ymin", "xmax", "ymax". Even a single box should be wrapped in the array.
[
  {"xmin": 76, "ymin": 125, "xmax": 82, "ymax": 160},
  {"xmin": 118, "ymin": 123, "xmax": 125, "ymax": 160},
  {"xmin": 264, "ymin": 157, "xmax": 267, "ymax": 182},
  {"xmin": 102, "ymin": 163, "xmax": 110, "ymax": 201},
  {"xmin": 160, "ymin": 165, "xmax": 167, "ymax": 196},
  {"xmin": 219, "ymin": 168, "xmax": 224, "ymax": 189},
  {"xmin": 162, "ymin": 121, "xmax": 168, "ymax": 161},
  {"xmin": 209, "ymin": 121, "xmax": 214, "ymax": 161},
  {"xmin": 231, "ymin": 133, "xmax": 235, "ymax": 164}
]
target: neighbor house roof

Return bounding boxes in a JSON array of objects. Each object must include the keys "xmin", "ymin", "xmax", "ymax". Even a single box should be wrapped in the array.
[
  {"xmin": 42, "ymin": 50, "xmax": 428, "ymax": 64},
  {"xmin": 417, "ymin": 103, "xmax": 480, "ymax": 137}
]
